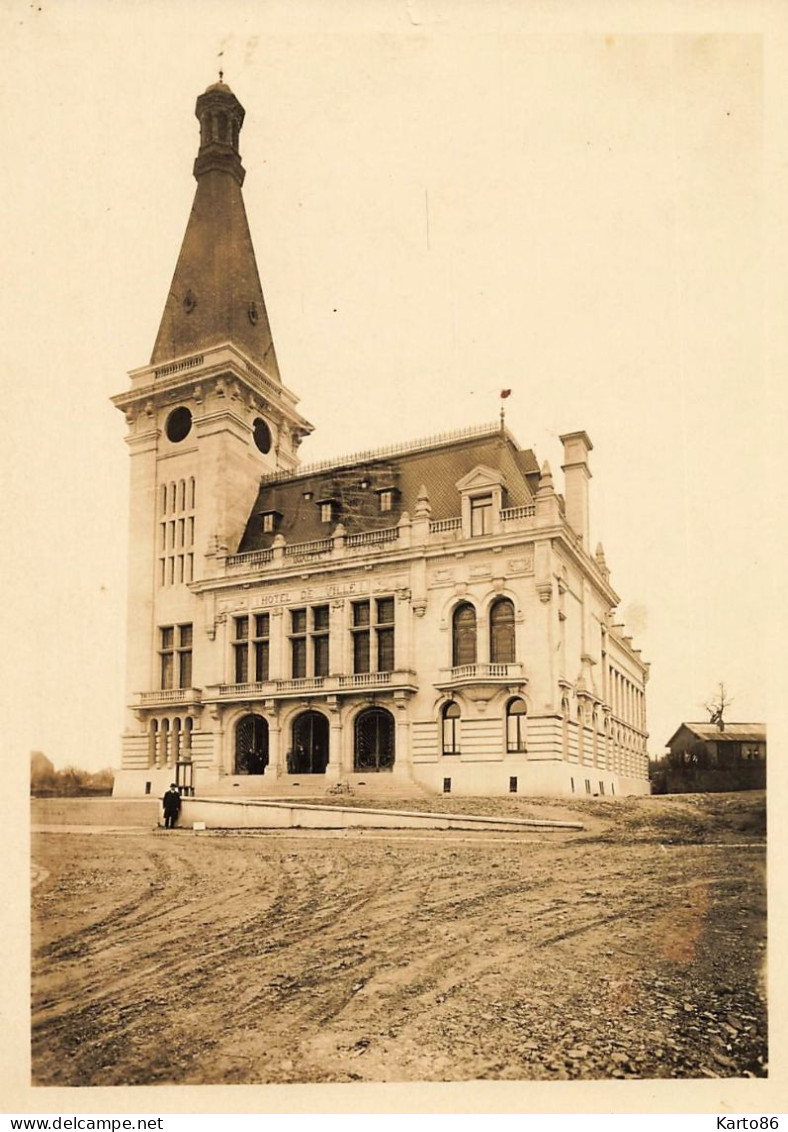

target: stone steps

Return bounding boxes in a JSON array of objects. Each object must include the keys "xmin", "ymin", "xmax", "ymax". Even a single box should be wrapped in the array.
[{"xmin": 198, "ymin": 772, "xmax": 431, "ymax": 801}]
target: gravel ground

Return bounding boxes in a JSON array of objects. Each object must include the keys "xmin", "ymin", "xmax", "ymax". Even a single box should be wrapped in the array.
[{"xmin": 30, "ymin": 791, "xmax": 766, "ymax": 1086}]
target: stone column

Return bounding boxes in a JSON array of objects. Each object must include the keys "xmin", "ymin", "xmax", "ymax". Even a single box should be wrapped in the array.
[
  {"xmin": 208, "ymin": 706, "xmax": 225, "ymax": 776},
  {"xmin": 265, "ymin": 700, "xmax": 283, "ymax": 778},
  {"xmin": 164, "ymin": 720, "xmax": 172, "ymax": 769},
  {"xmin": 326, "ymin": 695, "xmax": 342, "ymax": 780},
  {"xmin": 269, "ymin": 608, "xmax": 285, "ymax": 681},
  {"xmin": 392, "ymin": 693, "xmax": 412, "ymax": 780},
  {"xmin": 395, "ymin": 587, "xmax": 412, "ymax": 673},
  {"xmin": 330, "ymin": 599, "xmax": 347, "ymax": 676}
]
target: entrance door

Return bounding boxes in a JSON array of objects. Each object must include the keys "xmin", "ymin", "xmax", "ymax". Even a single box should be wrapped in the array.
[
  {"xmin": 175, "ymin": 759, "xmax": 194, "ymax": 796},
  {"xmin": 235, "ymin": 714, "xmax": 269, "ymax": 774},
  {"xmin": 354, "ymin": 707, "xmax": 395, "ymax": 771},
  {"xmin": 289, "ymin": 711, "xmax": 329, "ymax": 774}
]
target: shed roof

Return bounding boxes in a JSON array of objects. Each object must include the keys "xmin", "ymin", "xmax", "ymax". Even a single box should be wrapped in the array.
[{"xmin": 666, "ymin": 722, "xmax": 767, "ymax": 747}]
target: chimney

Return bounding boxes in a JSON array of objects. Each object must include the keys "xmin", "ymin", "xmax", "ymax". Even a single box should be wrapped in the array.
[{"xmin": 559, "ymin": 431, "xmax": 593, "ymax": 548}]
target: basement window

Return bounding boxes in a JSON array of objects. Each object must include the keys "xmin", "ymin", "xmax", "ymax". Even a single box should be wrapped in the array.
[
  {"xmin": 509, "ymin": 776, "xmax": 518, "ymax": 794},
  {"xmin": 443, "ymin": 777, "xmax": 452, "ymax": 794}
]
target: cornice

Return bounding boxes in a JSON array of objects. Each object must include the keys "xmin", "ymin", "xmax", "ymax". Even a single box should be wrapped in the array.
[{"xmin": 111, "ymin": 344, "xmax": 309, "ymax": 431}]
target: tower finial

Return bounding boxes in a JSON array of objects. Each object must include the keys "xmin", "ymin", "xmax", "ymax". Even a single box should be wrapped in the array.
[
  {"xmin": 499, "ymin": 388, "xmax": 512, "ymax": 431},
  {"xmin": 219, "ymin": 69, "xmax": 223, "ymax": 82}
]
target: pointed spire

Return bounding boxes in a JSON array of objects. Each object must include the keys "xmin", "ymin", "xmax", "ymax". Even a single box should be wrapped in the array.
[
  {"xmin": 595, "ymin": 541, "xmax": 610, "ymax": 581},
  {"xmin": 415, "ymin": 484, "xmax": 432, "ymax": 518},
  {"xmin": 537, "ymin": 460, "xmax": 554, "ymax": 494},
  {"xmin": 150, "ymin": 79, "xmax": 281, "ymax": 381}
]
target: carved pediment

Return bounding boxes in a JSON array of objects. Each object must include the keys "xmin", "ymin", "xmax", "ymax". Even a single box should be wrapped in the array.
[{"xmin": 455, "ymin": 465, "xmax": 506, "ymax": 494}]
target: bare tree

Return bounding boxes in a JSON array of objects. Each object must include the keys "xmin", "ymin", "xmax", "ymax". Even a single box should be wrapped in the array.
[{"xmin": 704, "ymin": 682, "xmax": 734, "ymax": 730}]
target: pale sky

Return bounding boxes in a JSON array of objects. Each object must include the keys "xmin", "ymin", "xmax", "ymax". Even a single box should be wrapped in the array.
[{"xmin": 1, "ymin": 0, "xmax": 780, "ymax": 771}]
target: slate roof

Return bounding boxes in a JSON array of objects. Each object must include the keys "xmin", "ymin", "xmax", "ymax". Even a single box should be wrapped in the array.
[
  {"xmin": 667, "ymin": 722, "xmax": 766, "ymax": 747},
  {"xmin": 237, "ymin": 424, "xmax": 540, "ymax": 553},
  {"xmin": 151, "ymin": 83, "xmax": 280, "ymax": 379}
]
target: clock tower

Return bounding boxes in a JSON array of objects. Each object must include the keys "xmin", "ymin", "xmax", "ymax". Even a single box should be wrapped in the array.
[{"xmin": 111, "ymin": 78, "xmax": 312, "ymax": 785}]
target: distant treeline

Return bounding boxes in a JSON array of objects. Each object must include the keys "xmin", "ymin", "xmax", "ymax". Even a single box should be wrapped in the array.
[
  {"xmin": 649, "ymin": 753, "xmax": 765, "ymax": 795},
  {"xmin": 31, "ymin": 765, "xmax": 115, "ymax": 797}
]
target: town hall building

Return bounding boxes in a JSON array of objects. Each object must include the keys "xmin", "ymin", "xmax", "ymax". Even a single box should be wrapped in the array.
[{"xmin": 111, "ymin": 79, "xmax": 650, "ymax": 799}]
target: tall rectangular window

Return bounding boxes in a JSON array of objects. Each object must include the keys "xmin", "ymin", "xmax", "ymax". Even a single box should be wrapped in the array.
[
  {"xmin": 159, "ymin": 624, "xmax": 192, "ymax": 689},
  {"xmin": 470, "ymin": 495, "xmax": 493, "ymax": 537},
  {"xmin": 178, "ymin": 624, "xmax": 193, "ymax": 688},
  {"xmin": 234, "ymin": 614, "xmax": 269, "ymax": 683},
  {"xmin": 160, "ymin": 627, "xmax": 174, "ymax": 689},
  {"xmin": 159, "ymin": 478, "xmax": 196, "ymax": 587},
  {"xmin": 254, "ymin": 614, "xmax": 270, "ymax": 682},
  {"xmin": 312, "ymin": 605, "xmax": 330, "ymax": 677},
  {"xmin": 352, "ymin": 597, "xmax": 395, "ymax": 674},
  {"xmin": 352, "ymin": 600, "xmax": 371, "ymax": 674},
  {"xmin": 376, "ymin": 597, "xmax": 395, "ymax": 672},
  {"xmin": 291, "ymin": 608, "xmax": 307, "ymax": 678},
  {"xmin": 234, "ymin": 616, "xmax": 249, "ymax": 683}
]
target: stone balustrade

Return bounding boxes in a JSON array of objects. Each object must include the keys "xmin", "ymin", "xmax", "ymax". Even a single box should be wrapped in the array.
[
  {"xmin": 138, "ymin": 688, "xmax": 202, "ymax": 706},
  {"xmin": 223, "ymin": 506, "xmax": 539, "ymax": 576},
  {"xmin": 209, "ymin": 670, "xmax": 417, "ymax": 702}
]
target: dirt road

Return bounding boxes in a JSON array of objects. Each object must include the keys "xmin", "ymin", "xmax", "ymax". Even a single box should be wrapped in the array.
[{"xmin": 31, "ymin": 794, "xmax": 766, "ymax": 1085}]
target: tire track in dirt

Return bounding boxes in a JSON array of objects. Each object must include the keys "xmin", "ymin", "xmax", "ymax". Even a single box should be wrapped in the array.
[{"xmin": 31, "ymin": 826, "xmax": 766, "ymax": 1086}]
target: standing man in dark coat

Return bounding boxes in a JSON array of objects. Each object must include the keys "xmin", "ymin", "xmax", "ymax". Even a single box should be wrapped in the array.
[{"xmin": 162, "ymin": 783, "xmax": 181, "ymax": 829}]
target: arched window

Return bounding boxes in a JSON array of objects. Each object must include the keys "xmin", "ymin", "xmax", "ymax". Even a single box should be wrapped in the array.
[
  {"xmin": 506, "ymin": 698, "xmax": 527, "ymax": 752},
  {"xmin": 442, "ymin": 701, "xmax": 461, "ymax": 755},
  {"xmin": 160, "ymin": 718, "xmax": 170, "ymax": 768},
  {"xmin": 354, "ymin": 708, "xmax": 396, "ymax": 771},
  {"xmin": 452, "ymin": 603, "xmax": 477, "ymax": 667},
  {"xmin": 592, "ymin": 708, "xmax": 599, "ymax": 767},
  {"xmin": 235, "ymin": 714, "xmax": 269, "ymax": 775},
  {"xmin": 289, "ymin": 711, "xmax": 329, "ymax": 775},
  {"xmin": 149, "ymin": 719, "xmax": 158, "ymax": 768},
  {"xmin": 490, "ymin": 598, "xmax": 516, "ymax": 664}
]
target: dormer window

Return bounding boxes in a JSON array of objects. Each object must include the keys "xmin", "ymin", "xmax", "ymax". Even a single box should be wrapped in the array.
[
  {"xmin": 470, "ymin": 495, "xmax": 493, "ymax": 536},
  {"xmin": 374, "ymin": 485, "xmax": 398, "ymax": 514},
  {"xmin": 455, "ymin": 465, "xmax": 506, "ymax": 539},
  {"xmin": 261, "ymin": 511, "xmax": 280, "ymax": 534},
  {"xmin": 319, "ymin": 501, "xmax": 337, "ymax": 523}
]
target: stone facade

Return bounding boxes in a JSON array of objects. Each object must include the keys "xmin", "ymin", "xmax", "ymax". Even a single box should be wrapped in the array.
[{"xmin": 111, "ymin": 80, "xmax": 649, "ymax": 800}]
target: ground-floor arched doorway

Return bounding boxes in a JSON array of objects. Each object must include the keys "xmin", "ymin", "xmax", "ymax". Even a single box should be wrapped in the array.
[
  {"xmin": 354, "ymin": 707, "xmax": 395, "ymax": 771},
  {"xmin": 235, "ymin": 714, "xmax": 269, "ymax": 774},
  {"xmin": 289, "ymin": 711, "xmax": 329, "ymax": 774}
]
